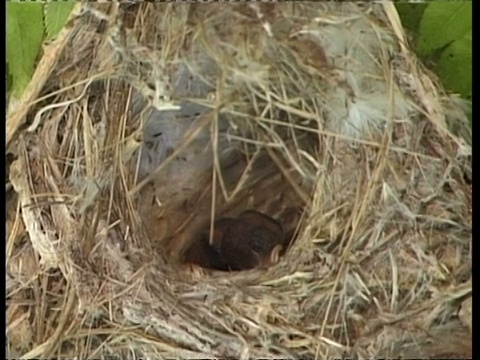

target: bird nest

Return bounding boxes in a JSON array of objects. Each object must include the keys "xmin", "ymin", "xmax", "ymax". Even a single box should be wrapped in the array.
[{"xmin": 6, "ymin": 3, "xmax": 472, "ymax": 359}]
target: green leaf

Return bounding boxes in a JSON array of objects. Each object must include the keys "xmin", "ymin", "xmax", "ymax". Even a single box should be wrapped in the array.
[
  {"xmin": 44, "ymin": 2, "xmax": 75, "ymax": 40},
  {"xmin": 417, "ymin": 2, "xmax": 472, "ymax": 56},
  {"xmin": 437, "ymin": 33, "xmax": 472, "ymax": 100},
  {"xmin": 395, "ymin": 3, "xmax": 428, "ymax": 34},
  {"xmin": 7, "ymin": 62, "xmax": 11, "ymax": 92},
  {"xmin": 7, "ymin": 2, "xmax": 44, "ymax": 97}
]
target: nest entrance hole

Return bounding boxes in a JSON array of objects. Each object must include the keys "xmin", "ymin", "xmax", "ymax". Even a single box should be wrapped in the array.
[{"xmin": 137, "ymin": 150, "xmax": 306, "ymax": 272}]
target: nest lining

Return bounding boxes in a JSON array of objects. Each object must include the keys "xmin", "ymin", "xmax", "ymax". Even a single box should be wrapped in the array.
[{"xmin": 6, "ymin": 3, "xmax": 471, "ymax": 359}]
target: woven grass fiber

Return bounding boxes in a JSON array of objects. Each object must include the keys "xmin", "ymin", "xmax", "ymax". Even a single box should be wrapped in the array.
[{"xmin": 6, "ymin": 3, "xmax": 472, "ymax": 359}]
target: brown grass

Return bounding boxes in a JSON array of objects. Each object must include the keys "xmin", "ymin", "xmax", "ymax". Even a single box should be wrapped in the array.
[{"xmin": 7, "ymin": 3, "xmax": 471, "ymax": 359}]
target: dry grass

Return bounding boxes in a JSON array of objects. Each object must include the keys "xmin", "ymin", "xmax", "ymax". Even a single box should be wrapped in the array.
[{"xmin": 6, "ymin": 3, "xmax": 471, "ymax": 359}]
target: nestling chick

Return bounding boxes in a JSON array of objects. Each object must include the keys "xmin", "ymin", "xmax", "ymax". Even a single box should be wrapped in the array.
[
  {"xmin": 183, "ymin": 218, "xmax": 235, "ymax": 271},
  {"xmin": 218, "ymin": 210, "xmax": 284, "ymax": 271}
]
